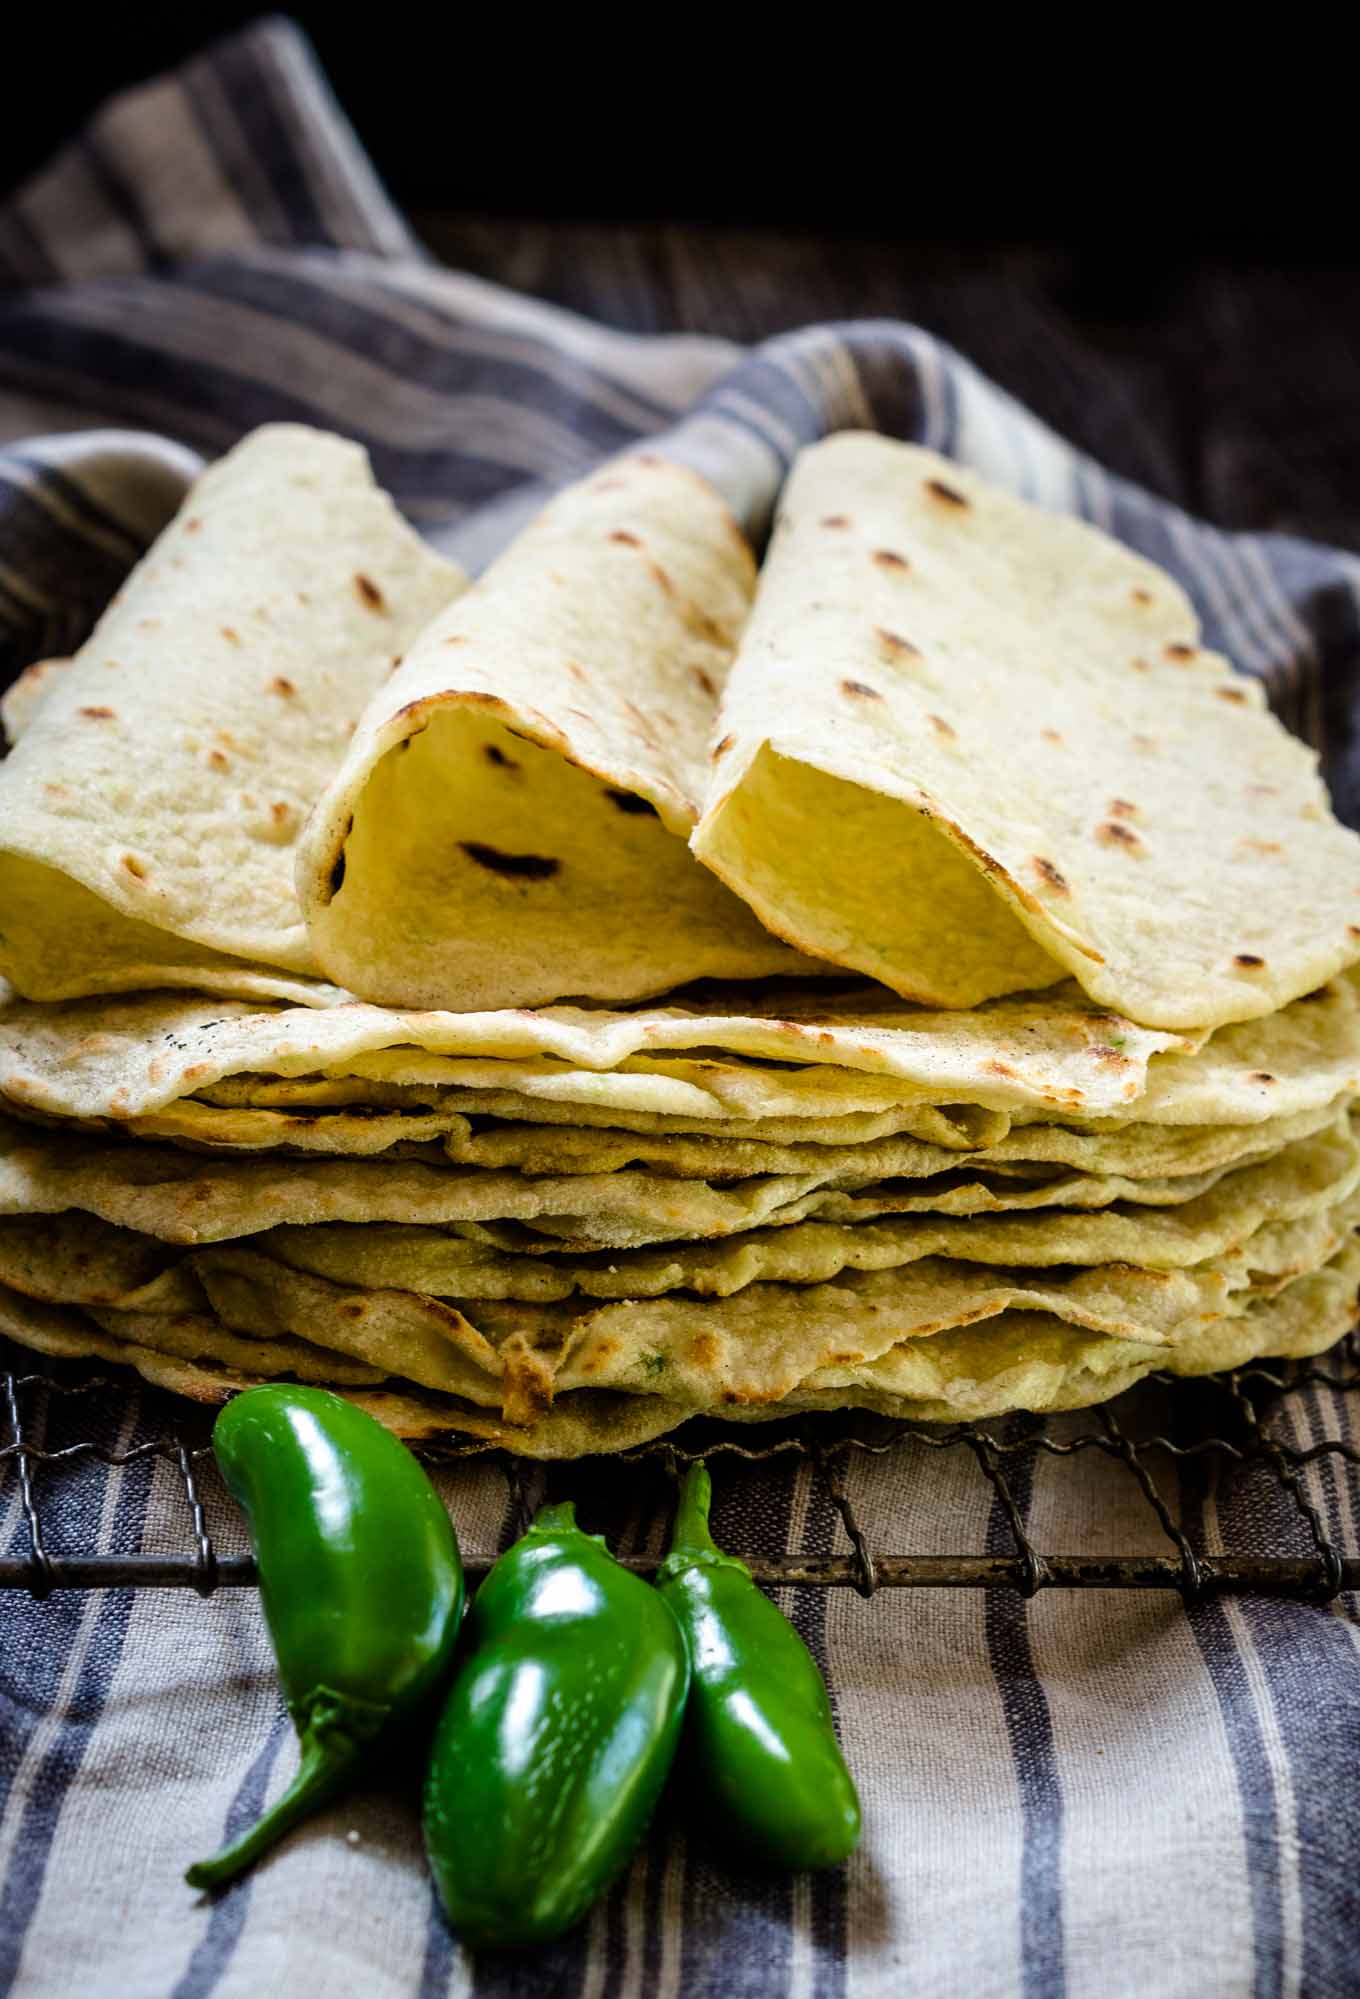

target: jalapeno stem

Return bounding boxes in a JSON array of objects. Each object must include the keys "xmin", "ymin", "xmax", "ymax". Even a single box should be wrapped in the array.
[
  {"xmin": 186, "ymin": 1691, "xmax": 385, "ymax": 1893},
  {"xmin": 527, "ymin": 1500, "xmax": 578, "ymax": 1537},
  {"xmin": 666, "ymin": 1463, "xmax": 723, "ymax": 1563}
]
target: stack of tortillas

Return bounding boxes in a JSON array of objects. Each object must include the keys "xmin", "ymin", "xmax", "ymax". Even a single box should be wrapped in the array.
[{"xmin": 1, "ymin": 423, "xmax": 1357, "ymax": 1456}]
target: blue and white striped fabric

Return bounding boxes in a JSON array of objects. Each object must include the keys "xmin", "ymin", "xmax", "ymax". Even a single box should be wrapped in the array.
[{"xmin": 2, "ymin": 19, "xmax": 1360, "ymax": 1998}]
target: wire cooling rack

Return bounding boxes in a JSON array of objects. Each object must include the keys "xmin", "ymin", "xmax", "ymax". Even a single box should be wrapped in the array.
[{"xmin": 2, "ymin": 1336, "xmax": 1359, "ymax": 1602}]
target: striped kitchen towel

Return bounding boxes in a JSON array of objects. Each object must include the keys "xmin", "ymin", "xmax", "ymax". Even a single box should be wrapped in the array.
[{"xmin": 2, "ymin": 18, "xmax": 1360, "ymax": 1998}]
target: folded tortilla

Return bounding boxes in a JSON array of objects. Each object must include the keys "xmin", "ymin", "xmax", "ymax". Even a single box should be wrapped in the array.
[
  {"xmin": 0, "ymin": 426, "xmax": 465, "ymax": 1001},
  {"xmin": 297, "ymin": 454, "xmax": 820, "ymax": 1009},
  {"xmin": 691, "ymin": 433, "xmax": 1360, "ymax": 1029}
]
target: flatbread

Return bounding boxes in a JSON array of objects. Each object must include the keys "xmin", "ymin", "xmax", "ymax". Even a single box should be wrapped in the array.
[
  {"xmin": 69, "ymin": 1099, "xmax": 1338, "ymax": 1188},
  {"xmin": 296, "ymin": 455, "xmax": 819, "ymax": 1008},
  {"xmin": 3, "ymin": 1107, "xmax": 1353, "ymax": 1254},
  {"xmin": 7, "ymin": 974, "xmax": 1355, "ymax": 1138},
  {"xmin": 0, "ymin": 1283, "xmax": 685, "ymax": 1458},
  {"xmin": 1, "ymin": 657, "xmax": 69, "ymax": 743},
  {"xmin": 0, "ymin": 426, "xmax": 464, "ymax": 1001},
  {"xmin": 692, "ymin": 434, "xmax": 1360, "ymax": 1028},
  {"xmin": 0, "ymin": 1231, "xmax": 1353, "ymax": 1454},
  {"xmin": 790, "ymin": 1234, "xmax": 1360, "ymax": 1422},
  {"xmin": 18, "ymin": 975, "xmax": 1352, "ymax": 1135}
]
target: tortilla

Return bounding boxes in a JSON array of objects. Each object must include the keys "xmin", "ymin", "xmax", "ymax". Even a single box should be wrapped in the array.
[
  {"xmin": 0, "ymin": 1111, "xmax": 831, "ymax": 1245},
  {"xmin": 296, "ymin": 455, "xmax": 821, "ymax": 1009},
  {"xmin": 1, "ymin": 426, "xmax": 1356, "ymax": 1458},
  {"xmin": 0, "ymin": 1188, "xmax": 1350, "ymax": 1418},
  {"xmin": 0, "ymin": 977, "xmax": 1190, "ymax": 1121},
  {"xmin": 8, "ymin": 973, "xmax": 1357, "ymax": 1145},
  {"xmin": 791, "ymin": 1233, "xmax": 1360, "ymax": 1421},
  {"xmin": 0, "ymin": 426, "xmax": 464, "ymax": 1002},
  {"xmin": 691, "ymin": 434, "xmax": 1360, "ymax": 1029},
  {"xmin": 258, "ymin": 1182, "xmax": 1354, "ymax": 1308},
  {"xmin": 15, "ymin": 975, "xmax": 1352, "ymax": 1135},
  {"xmin": 75, "ymin": 1099, "xmax": 1339, "ymax": 1188},
  {"xmin": 1, "ymin": 656, "xmax": 68, "ymax": 743},
  {"xmin": 0, "ymin": 1229, "xmax": 1353, "ymax": 1455},
  {"xmin": 0, "ymin": 1282, "xmax": 687, "ymax": 1458},
  {"xmin": 73, "ymin": 1251, "xmax": 1239, "ymax": 1412},
  {"xmin": 4, "ymin": 1105, "xmax": 1354, "ymax": 1255}
]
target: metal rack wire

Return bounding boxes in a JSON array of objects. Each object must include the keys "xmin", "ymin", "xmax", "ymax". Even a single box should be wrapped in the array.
[{"xmin": 3, "ymin": 1335, "xmax": 1359, "ymax": 1602}]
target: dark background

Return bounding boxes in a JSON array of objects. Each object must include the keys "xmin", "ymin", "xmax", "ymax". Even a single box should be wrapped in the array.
[
  {"xmin": 3, "ymin": 8, "xmax": 1343, "ymax": 245},
  {"xmin": 6, "ymin": 9, "xmax": 1360, "ymax": 548}
]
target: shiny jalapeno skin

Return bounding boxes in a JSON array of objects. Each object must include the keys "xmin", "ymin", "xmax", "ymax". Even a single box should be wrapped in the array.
[
  {"xmin": 656, "ymin": 1462, "xmax": 861, "ymax": 1871},
  {"xmin": 423, "ymin": 1500, "xmax": 689, "ymax": 1949},
  {"xmin": 186, "ymin": 1386, "xmax": 463, "ymax": 1892}
]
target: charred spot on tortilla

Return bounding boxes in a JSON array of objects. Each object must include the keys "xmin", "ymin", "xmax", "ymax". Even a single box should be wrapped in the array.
[
  {"xmin": 925, "ymin": 478, "xmax": 969, "ymax": 508},
  {"xmin": 604, "ymin": 788, "xmax": 658, "ymax": 818},
  {"xmin": 1041, "ymin": 728, "xmax": 1064, "ymax": 745},
  {"xmin": 221, "ymin": 627, "xmax": 242, "ymax": 647},
  {"xmin": 79, "ymin": 706, "xmax": 115, "ymax": 720},
  {"xmin": 710, "ymin": 733, "xmax": 735, "ymax": 762},
  {"xmin": 354, "ymin": 574, "xmax": 386, "ymax": 612},
  {"xmin": 1249, "ymin": 1071, "xmax": 1277, "ymax": 1085},
  {"xmin": 1096, "ymin": 821, "xmax": 1143, "ymax": 851},
  {"xmin": 876, "ymin": 629, "xmax": 920, "ymax": 659},
  {"xmin": 608, "ymin": 531, "xmax": 642, "ymax": 548},
  {"xmin": 1108, "ymin": 799, "xmax": 1138, "ymax": 819},
  {"xmin": 872, "ymin": 549, "xmax": 910, "ymax": 570},
  {"xmin": 1234, "ymin": 953, "xmax": 1266, "ymax": 968},
  {"xmin": 622, "ymin": 699, "xmax": 658, "ymax": 741},
  {"xmin": 691, "ymin": 666, "xmax": 718, "ymax": 699},
  {"xmin": 321, "ymin": 816, "xmax": 354, "ymax": 903},
  {"xmin": 1216, "ymin": 686, "xmax": 1249, "ymax": 704},
  {"xmin": 841, "ymin": 679, "xmax": 883, "ymax": 701},
  {"xmin": 820, "ymin": 515, "xmax": 850, "ymax": 529},
  {"xmin": 271, "ymin": 676, "xmax": 296, "ymax": 697},
  {"xmin": 120, "ymin": 854, "xmax": 148, "ymax": 881},
  {"xmin": 483, "ymin": 744, "xmax": 519, "ymax": 772},
  {"xmin": 1164, "ymin": 642, "xmax": 1196, "ymax": 661},
  {"xmin": 459, "ymin": 842, "xmax": 561, "ymax": 881},
  {"xmin": 1131, "ymin": 587, "xmax": 1153, "ymax": 605},
  {"xmin": 1032, "ymin": 857, "xmax": 1069, "ymax": 893}
]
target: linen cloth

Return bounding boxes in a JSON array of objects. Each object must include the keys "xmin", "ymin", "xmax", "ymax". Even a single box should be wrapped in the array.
[{"xmin": 2, "ymin": 20, "xmax": 1359, "ymax": 1997}]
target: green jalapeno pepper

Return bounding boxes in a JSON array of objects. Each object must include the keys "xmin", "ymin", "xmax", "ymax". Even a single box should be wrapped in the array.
[
  {"xmin": 186, "ymin": 1386, "xmax": 463, "ymax": 1892},
  {"xmin": 423, "ymin": 1500, "xmax": 688, "ymax": 1949},
  {"xmin": 656, "ymin": 1461, "xmax": 861, "ymax": 1871}
]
